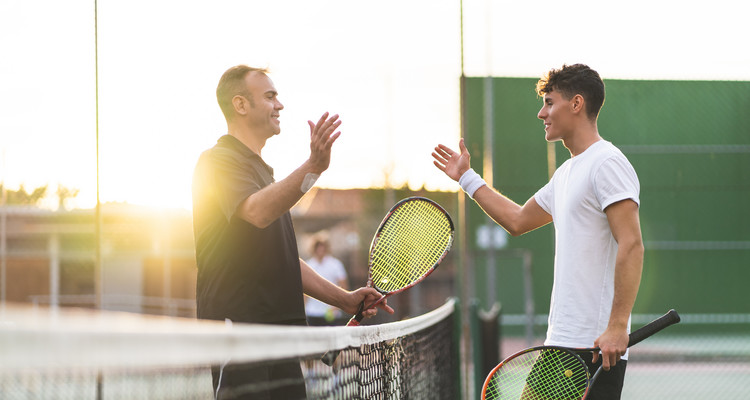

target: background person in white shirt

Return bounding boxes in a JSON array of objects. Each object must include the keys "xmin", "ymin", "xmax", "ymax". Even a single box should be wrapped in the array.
[
  {"xmin": 432, "ymin": 64, "xmax": 644, "ymax": 399},
  {"xmin": 305, "ymin": 234, "xmax": 350, "ymax": 326}
]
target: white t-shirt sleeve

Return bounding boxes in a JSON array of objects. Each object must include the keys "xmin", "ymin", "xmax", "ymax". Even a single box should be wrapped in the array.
[
  {"xmin": 594, "ymin": 155, "xmax": 640, "ymax": 211},
  {"xmin": 534, "ymin": 180, "xmax": 554, "ymax": 216}
]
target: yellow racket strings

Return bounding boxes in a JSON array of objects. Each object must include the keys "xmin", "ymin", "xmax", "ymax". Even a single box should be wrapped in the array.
[
  {"xmin": 370, "ymin": 200, "xmax": 453, "ymax": 293},
  {"xmin": 484, "ymin": 348, "xmax": 588, "ymax": 400}
]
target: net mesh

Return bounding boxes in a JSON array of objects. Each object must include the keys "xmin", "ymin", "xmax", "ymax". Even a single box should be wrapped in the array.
[
  {"xmin": 370, "ymin": 198, "xmax": 453, "ymax": 293},
  {"xmin": 0, "ymin": 299, "xmax": 458, "ymax": 400}
]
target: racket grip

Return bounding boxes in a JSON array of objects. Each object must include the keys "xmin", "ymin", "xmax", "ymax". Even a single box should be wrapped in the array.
[
  {"xmin": 321, "ymin": 303, "xmax": 366, "ymax": 366},
  {"xmin": 347, "ymin": 301, "xmax": 366, "ymax": 327},
  {"xmin": 321, "ymin": 316, "xmax": 360, "ymax": 366},
  {"xmin": 321, "ymin": 349, "xmax": 340, "ymax": 367},
  {"xmin": 628, "ymin": 309, "xmax": 681, "ymax": 347}
]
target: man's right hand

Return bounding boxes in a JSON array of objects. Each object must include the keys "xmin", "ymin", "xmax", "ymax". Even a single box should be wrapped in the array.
[
  {"xmin": 307, "ymin": 112, "xmax": 342, "ymax": 173},
  {"xmin": 432, "ymin": 138, "xmax": 471, "ymax": 181}
]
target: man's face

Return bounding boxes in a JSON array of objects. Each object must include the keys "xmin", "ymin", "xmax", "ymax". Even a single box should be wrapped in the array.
[
  {"xmin": 537, "ymin": 90, "xmax": 575, "ymax": 143},
  {"xmin": 242, "ymin": 71, "xmax": 284, "ymax": 137},
  {"xmin": 314, "ymin": 243, "xmax": 327, "ymax": 258}
]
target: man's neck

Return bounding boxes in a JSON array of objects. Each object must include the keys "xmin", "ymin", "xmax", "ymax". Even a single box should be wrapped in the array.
[
  {"xmin": 563, "ymin": 124, "xmax": 602, "ymax": 157},
  {"xmin": 228, "ymin": 124, "xmax": 265, "ymax": 156}
]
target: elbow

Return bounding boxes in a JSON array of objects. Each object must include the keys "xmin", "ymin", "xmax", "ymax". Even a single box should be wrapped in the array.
[
  {"xmin": 635, "ymin": 240, "xmax": 645, "ymax": 259},
  {"xmin": 237, "ymin": 204, "xmax": 274, "ymax": 229},
  {"xmin": 632, "ymin": 236, "xmax": 645, "ymax": 254},
  {"xmin": 624, "ymin": 237, "xmax": 645, "ymax": 261},
  {"xmin": 245, "ymin": 213, "xmax": 274, "ymax": 229},
  {"xmin": 504, "ymin": 217, "xmax": 532, "ymax": 237},
  {"xmin": 252, "ymin": 219, "xmax": 273, "ymax": 229}
]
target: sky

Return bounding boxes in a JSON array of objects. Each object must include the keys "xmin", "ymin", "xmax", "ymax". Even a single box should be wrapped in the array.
[{"xmin": 1, "ymin": 0, "xmax": 748, "ymax": 210}]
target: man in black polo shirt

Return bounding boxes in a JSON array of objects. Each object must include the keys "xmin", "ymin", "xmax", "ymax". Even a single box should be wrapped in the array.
[{"xmin": 192, "ymin": 65, "xmax": 393, "ymax": 399}]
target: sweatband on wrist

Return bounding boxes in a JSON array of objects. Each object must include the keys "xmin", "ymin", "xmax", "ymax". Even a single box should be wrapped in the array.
[
  {"xmin": 458, "ymin": 168, "xmax": 486, "ymax": 198},
  {"xmin": 300, "ymin": 173, "xmax": 320, "ymax": 193}
]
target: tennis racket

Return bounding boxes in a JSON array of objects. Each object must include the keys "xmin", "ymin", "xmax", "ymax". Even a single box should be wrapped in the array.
[
  {"xmin": 321, "ymin": 196, "xmax": 454, "ymax": 366},
  {"xmin": 482, "ymin": 309, "xmax": 681, "ymax": 400}
]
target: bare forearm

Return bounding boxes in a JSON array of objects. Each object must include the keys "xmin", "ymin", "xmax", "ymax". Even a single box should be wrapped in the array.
[
  {"xmin": 473, "ymin": 186, "xmax": 523, "ymax": 234},
  {"xmin": 432, "ymin": 141, "xmax": 551, "ymax": 235},
  {"xmin": 237, "ymin": 113, "xmax": 340, "ymax": 228},
  {"xmin": 609, "ymin": 238, "xmax": 644, "ymax": 329},
  {"xmin": 300, "ymin": 259, "xmax": 347, "ymax": 309},
  {"xmin": 595, "ymin": 237, "xmax": 644, "ymax": 369},
  {"xmin": 301, "ymin": 260, "xmax": 392, "ymax": 317},
  {"xmin": 237, "ymin": 162, "xmax": 317, "ymax": 228},
  {"xmin": 473, "ymin": 186, "xmax": 552, "ymax": 236}
]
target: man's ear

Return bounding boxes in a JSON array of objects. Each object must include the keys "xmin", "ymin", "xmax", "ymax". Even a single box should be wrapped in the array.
[
  {"xmin": 232, "ymin": 95, "xmax": 248, "ymax": 116},
  {"xmin": 571, "ymin": 94, "xmax": 585, "ymax": 114}
]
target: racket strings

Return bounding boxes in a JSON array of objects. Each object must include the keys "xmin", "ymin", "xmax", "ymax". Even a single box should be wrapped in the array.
[
  {"xmin": 370, "ymin": 199, "xmax": 453, "ymax": 293},
  {"xmin": 484, "ymin": 348, "xmax": 588, "ymax": 400}
]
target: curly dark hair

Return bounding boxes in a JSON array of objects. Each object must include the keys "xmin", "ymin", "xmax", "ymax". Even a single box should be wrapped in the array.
[{"xmin": 536, "ymin": 64, "xmax": 605, "ymax": 121}]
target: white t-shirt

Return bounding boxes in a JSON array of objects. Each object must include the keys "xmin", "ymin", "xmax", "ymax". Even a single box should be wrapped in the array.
[
  {"xmin": 534, "ymin": 140, "xmax": 640, "ymax": 355},
  {"xmin": 305, "ymin": 255, "xmax": 348, "ymax": 318}
]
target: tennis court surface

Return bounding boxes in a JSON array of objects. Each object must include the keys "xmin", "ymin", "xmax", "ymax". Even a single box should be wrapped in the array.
[{"xmin": 622, "ymin": 333, "xmax": 750, "ymax": 398}]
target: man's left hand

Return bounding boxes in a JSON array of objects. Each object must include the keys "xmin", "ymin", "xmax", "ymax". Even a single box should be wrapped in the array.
[{"xmin": 593, "ymin": 327, "xmax": 629, "ymax": 371}]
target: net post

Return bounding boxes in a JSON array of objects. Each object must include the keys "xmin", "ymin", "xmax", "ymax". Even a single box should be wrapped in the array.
[
  {"xmin": 451, "ymin": 296, "xmax": 463, "ymax": 400},
  {"xmin": 470, "ymin": 299, "xmax": 502, "ymax": 399},
  {"xmin": 480, "ymin": 302, "xmax": 501, "ymax": 395},
  {"xmin": 469, "ymin": 298, "xmax": 481, "ymax": 398}
]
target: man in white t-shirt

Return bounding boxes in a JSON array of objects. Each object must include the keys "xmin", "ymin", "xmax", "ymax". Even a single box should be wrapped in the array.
[
  {"xmin": 431, "ymin": 64, "xmax": 643, "ymax": 399},
  {"xmin": 305, "ymin": 235, "xmax": 350, "ymax": 325}
]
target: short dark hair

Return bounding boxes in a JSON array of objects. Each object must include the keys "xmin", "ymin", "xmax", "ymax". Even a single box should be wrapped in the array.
[
  {"xmin": 310, "ymin": 233, "xmax": 330, "ymax": 254},
  {"xmin": 536, "ymin": 64, "xmax": 605, "ymax": 120},
  {"xmin": 216, "ymin": 65, "xmax": 268, "ymax": 121}
]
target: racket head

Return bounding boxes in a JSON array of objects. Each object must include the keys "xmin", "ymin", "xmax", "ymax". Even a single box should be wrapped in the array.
[
  {"xmin": 482, "ymin": 346, "xmax": 590, "ymax": 400},
  {"xmin": 367, "ymin": 197, "xmax": 454, "ymax": 294}
]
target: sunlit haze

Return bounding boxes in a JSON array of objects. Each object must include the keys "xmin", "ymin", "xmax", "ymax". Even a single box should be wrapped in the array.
[{"xmin": 1, "ymin": 0, "xmax": 747, "ymax": 210}]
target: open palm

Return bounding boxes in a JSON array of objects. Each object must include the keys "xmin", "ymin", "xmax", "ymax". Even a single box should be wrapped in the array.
[{"xmin": 431, "ymin": 138, "xmax": 472, "ymax": 181}]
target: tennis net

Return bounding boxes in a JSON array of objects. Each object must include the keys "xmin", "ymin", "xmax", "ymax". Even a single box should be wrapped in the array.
[{"xmin": 0, "ymin": 298, "xmax": 459, "ymax": 399}]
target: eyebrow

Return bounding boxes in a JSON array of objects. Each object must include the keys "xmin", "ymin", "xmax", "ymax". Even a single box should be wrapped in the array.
[{"xmin": 265, "ymin": 90, "xmax": 278, "ymax": 96}]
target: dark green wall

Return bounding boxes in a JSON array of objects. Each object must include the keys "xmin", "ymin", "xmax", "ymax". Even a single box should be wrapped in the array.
[{"xmin": 464, "ymin": 77, "xmax": 750, "ymax": 327}]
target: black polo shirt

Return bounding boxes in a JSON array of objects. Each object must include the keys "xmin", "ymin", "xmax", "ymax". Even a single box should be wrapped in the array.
[{"xmin": 192, "ymin": 135, "xmax": 306, "ymax": 324}]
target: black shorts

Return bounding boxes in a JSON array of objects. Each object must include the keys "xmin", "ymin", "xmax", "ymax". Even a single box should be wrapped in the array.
[
  {"xmin": 211, "ymin": 359, "xmax": 307, "ymax": 400},
  {"xmin": 578, "ymin": 351, "xmax": 627, "ymax": 400}
]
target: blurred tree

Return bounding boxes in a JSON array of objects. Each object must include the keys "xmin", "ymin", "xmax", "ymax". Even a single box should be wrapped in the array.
[
  {"xmin": 56, "ymin": 185, "xmax": 80, "ymax": 210},
  {"xmin": 0, "ymin": 184, "xmax": 48, "ymax": 205},
  {"xmin": 0, "ymin": 184, "xmax": 79, "ymax": 209}
]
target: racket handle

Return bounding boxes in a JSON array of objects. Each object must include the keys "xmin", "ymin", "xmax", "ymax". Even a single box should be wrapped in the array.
[
  {"xmin": 347, "ymin": 301, "xmax": 367, "ymax": 327},
  {"xmin": 321, "ymin": 302, "xmax": 366, "ymax": 366},
  {"xmin": 321, "ymin": 349, "xmax": 340, "ymax": 367},
  {"xmin": 582, "ymin": 365, "xmax": 606, "ymax": 400},
  {"xmin": 320, "ymin": 320, "xmax": 360, "ymax": 366},
  {"xmin": 628, "ymin": 309, "xmax": 681, "ymax": 347},
  {"xmin": 320, "ymin": 338, "xmax": 351, "ymax": 367}
]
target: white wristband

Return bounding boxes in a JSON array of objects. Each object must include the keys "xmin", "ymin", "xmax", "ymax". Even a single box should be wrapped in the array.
[
  {"xmin": 458, "ymin": 168, "xmax": 486, "ymax": 198},
  {"xmin": 300, "ymin": 173, "xmax": 320, "ymax": 193}
]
